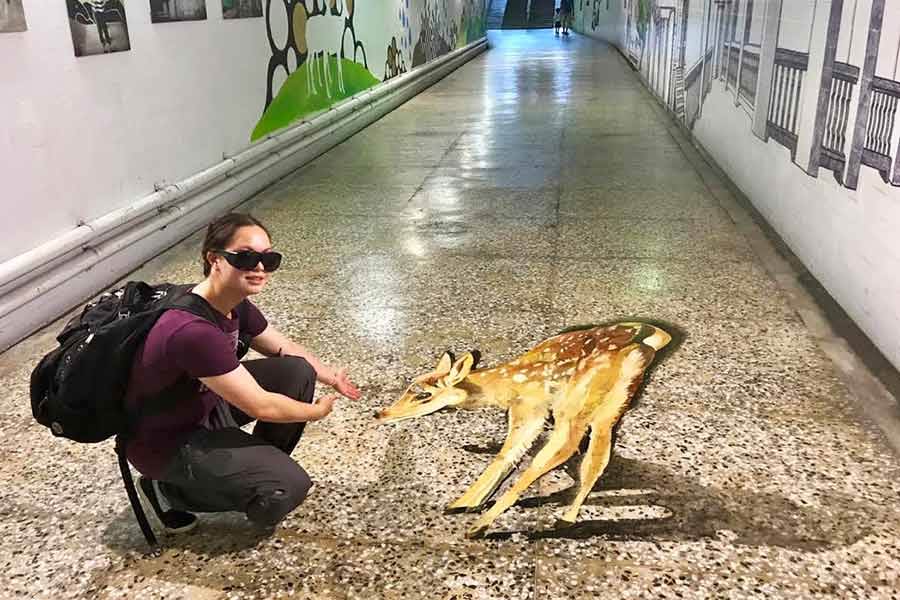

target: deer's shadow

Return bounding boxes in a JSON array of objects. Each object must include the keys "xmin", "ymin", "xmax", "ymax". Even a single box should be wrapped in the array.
[{"xmin": 461, "ymin": 443, "xmax": 876, "ymax": 550}]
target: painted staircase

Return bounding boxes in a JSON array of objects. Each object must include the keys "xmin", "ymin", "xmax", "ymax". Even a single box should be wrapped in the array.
[
  {"xmin": 501, "ymin": 0, "xmax": 555, "ymax": 29},
  {"xmin": 673, "ymin": 66, "xmax": 686, "ymax": 121},
  {"xmin": 671, "ymin": 0, "xmax": 687, "ymax": 122},
  {"xmin": 528, "ymin": 0, "xmax": 556, "ymax": 29}
]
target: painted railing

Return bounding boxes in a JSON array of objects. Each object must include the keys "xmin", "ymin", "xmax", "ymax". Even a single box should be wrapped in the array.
[
  {"xmin": 721, "ymin": 42, "xmax": 759, "ymax": 106},
  {"xmin": 705, "ymin": 47, "xmax": 715, "ymax": 94},
  {"xmin": 862, "ymin": 76, "xmax": 900, "ymax": 185},
  {"xmin": 819, "ymin": 61, "xmax": 860, "ymax": 180},
  {"xmin": 766, "ymin": 48, "xmax": 808, "ymax": 155},
  {"xmin": 725, "ymin": 44, "xmax": 738, "ymax": 88},
  {"xmin": 739, "ymin": 47, "xmax": 760, "ymax": 106},
  {"xmin": 684, "ymin": 47, "xmax": 716, "ymax": 127}
]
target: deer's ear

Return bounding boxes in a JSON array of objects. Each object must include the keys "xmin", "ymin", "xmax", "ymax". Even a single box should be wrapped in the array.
[
  {"xmin": 414, "ymin": 351, "xmax": 455, "ymax": 385},
  {"xmin": 436, "ymin": 351, "xmax": 454, "ymax": 376},
  {"xmin": 446, "ymin": 352, "xmax": 477, "ymax": 385}
]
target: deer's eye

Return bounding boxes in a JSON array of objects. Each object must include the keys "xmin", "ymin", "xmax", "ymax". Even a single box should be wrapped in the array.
[{"xmin": 415, "ymin": 392, "xmax": 432, "ymax": 400}]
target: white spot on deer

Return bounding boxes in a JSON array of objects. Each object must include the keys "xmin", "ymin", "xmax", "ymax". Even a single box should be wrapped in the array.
[{"xmin": 512, "ymin": 373, "xmax": 528, "ymax": 383}]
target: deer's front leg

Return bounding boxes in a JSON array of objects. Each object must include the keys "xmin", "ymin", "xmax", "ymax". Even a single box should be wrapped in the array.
[
  {"xmin": 446, "ymin": 402, "xmax": 547, "ymax": 513},
  {"xmin": 466, "ymin": 413, "xmax": 589, "ymax": 538}
]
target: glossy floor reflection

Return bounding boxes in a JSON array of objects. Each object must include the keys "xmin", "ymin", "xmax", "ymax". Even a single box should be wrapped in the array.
[{"xmin": 2, "ymin": 30, "xmax": 900, "ymax": 599}]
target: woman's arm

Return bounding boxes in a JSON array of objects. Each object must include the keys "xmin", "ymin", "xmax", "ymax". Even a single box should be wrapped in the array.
[
  {"xmin": 251, "ymin": 325, "xmax": 362, "ymax": 400},
  {"xmin": 251, "ymin": 325, "xmax": 332, "ymax": 381},
  {"xmin": 200, "ymin": 364, "xmax": 335, "ymax": 423}
]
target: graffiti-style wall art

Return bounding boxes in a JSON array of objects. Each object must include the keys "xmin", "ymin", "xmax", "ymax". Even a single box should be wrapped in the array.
[
  {"xmin": 223, "ymin": 0, "xmax": 262, "ymax": 19},
  {"xmin": 582, "ymin": 0, "xmax": 900, "ymax": 192},
  {"xmin": 150, "ymin": 0, "xmax": 207, "ymax": 23},
  {"xmin": 68, "ymin": 1, "xmax": 131, "ymax": 57},
  {"xmin": 375, "ymin": 323, "xmax": 676, "ymax": 538},
  {"xmin": 251, "ymin": 0, "xmax": 486, "ymax": 141},
  {"xmin": 0, "ymin": 0, "xmax": 27, "ymax": 32}
]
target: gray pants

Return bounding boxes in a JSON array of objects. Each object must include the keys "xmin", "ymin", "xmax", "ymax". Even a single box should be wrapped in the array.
[{"xmin": 158, "ymin": 356, "xmax": 316, "ymax": 526}]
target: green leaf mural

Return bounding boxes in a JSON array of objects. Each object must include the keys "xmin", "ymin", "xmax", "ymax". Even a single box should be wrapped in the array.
[
  {"xmin": 251, "ymin": 55, "xmax": 379, "ymax": 142},
  {"xmin": 457, "ymin": 12, "xmax": 486, "ymax": 48}
]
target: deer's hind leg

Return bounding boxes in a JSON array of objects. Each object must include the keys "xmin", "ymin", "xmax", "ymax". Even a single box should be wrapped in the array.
[
  {"xmin": 557, "ymin": 420, "xmax": 614, "ymax": 526},
  {"xmin": 466, "ymin": 412, "xmax": 589, "ymax": 538},
  {"xmin": 559, "ymin": 346, "xmax": 654, "ymax": 525},
  {"xmin": 447, "ymin": 400, "xmax": 548, "ymax": 513}
]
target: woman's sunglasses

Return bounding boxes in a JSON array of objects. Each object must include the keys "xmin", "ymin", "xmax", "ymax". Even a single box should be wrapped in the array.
[{"xmin": 216, "ymin": 250, "xmax": 283, "ymax": 272}]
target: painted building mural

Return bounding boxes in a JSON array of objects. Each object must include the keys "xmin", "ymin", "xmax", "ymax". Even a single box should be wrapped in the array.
[
  {"xmin": 252, "ymin": 0, "xmax": 486, "ymax": 141},
  {"xmin": 58, "ymin": 1, "xmax": 484, "ymax": 139},
  {"xmin": 578, "ymin": 0, "xmax": 900, "ymax": 192}
]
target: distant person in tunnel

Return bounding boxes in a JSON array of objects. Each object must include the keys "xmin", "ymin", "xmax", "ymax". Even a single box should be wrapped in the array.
[
  {"xmin": 126, "ymin": 212, "xmax": 362, "ymax": 535},
  {"xmin": 559, "ymin": 0, "xmax": 573, "ymax": 35}
]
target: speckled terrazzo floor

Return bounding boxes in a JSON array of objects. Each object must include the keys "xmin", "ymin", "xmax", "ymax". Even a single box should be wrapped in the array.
[{"xmin": 2, "ymin": 30, "xmax": 900, "ymax": 599}]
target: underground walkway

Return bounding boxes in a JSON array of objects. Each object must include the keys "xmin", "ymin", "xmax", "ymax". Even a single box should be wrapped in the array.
[{"xmin": 2, "ymin": 30, "xmax": 900, "ymax": 598}]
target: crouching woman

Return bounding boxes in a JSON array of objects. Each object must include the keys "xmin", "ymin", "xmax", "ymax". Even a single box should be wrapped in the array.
[{"xmin": 125, "ymin": 212, "xmax": 361, "ymax": 534}]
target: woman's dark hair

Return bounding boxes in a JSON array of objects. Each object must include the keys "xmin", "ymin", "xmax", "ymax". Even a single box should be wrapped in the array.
[{"xmin": 201, "ymin": 213, "xmax": 271, "ymax": 276}]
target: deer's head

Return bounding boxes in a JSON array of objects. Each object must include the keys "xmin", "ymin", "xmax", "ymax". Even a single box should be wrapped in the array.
[{"xmin": 375, "ymin": 351, "xmax": 480, "ymax": 423}]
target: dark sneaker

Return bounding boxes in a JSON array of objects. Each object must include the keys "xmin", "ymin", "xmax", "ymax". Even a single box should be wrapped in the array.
[{"xmin": 137, "ymin": 476, "xmax": 199, "ymax": 534}]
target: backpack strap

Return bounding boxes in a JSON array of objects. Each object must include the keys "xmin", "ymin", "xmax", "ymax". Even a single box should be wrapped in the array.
[
  {"xmin": 233, "ymin": 300, "xmax": 254, "ymax": 360},
  {"xmin": 166, "ymin": 291, "xmax": 221, "ymax": 324},
  {"xmin": 114, "ymin": 287, "xmax": 220, "ymax": 553},
  {"xmin": 169, "ymin": 292, "xmax": 255, "ymax": 359},
  {"xmin": 115, "ymin": 435, "xmax": 160, "ymax": 552}
]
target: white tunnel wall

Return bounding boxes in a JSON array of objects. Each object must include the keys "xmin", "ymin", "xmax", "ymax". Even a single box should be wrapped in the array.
[
  {"xmin": 0, "ymin": 0, "xmax": 486, "ymax": 264},
  {"xmin": 576, "ymin": 0, "xmax": 900, "ymax": 372},
  {"xmin": 0, "ymin": 0, "xmax": 487, "ymax": 349}
]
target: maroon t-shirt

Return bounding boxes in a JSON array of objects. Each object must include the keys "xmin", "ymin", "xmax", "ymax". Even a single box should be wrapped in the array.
[{"xmin": 124, "ymin": 296, "xmax": 267, "ymax": 478}]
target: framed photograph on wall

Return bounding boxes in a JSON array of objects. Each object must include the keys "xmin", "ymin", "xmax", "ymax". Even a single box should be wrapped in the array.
[
  {"xmin": 223, "ymin": 0, "xmax": 262, "ymax": 19},
  {"xmin": 0, "ymin": 0, "xmax": 28, "ymax": 32},
  {"xmin": 68, "ymin": 1, "xmax": 131, "ymax": 57},
  {"xmin": 150, "ymin": 0, "xmax": 207, "ymax": 23}
]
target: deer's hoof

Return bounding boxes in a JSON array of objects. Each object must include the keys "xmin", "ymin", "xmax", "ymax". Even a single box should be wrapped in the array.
[
  {"xmin": 466, "ymin": 525, "xmax": 487, "ymax": 539},
  {"xmin": 554, "ymin": 518, "xmax": 575, "ymax": 529}
]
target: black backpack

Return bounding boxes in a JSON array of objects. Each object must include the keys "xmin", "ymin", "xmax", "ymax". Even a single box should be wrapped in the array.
[{"xmin": 29, "ymin": 281, "xmax": 251, "ymax": 550}]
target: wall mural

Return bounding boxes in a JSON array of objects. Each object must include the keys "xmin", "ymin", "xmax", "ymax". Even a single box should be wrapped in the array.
[
  {"xmin": 67, "ymin": 0, "xmax": 131, "ymax": 56},
  {"xmin": 150, "ymin": 0, "xmax": 207, "ymax": 22},
  {"xmin": 582, "ymin": 0, "xmax": 900, "ymax": 192},
  {"xmin": 252, "ymin": 0, "xmax": 486, "ymax": 141},
  {"xmin": 0, "ymin": 0, "xmax": 27, "ymax": 32},
  {"xmin": 376, "ymin": 322, "xmax": 676, "ymax": 538}
]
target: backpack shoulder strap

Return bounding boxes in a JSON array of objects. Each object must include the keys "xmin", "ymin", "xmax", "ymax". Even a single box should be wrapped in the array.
[
  {"xmin": 233, "ymin": 300, "xmax": 254, "ymax": 359},
  {"xmin": 166, "ymin": 292, "xmax": 254, "ymax": 359},
  {"xmin": 166, "ymin": 291, "xmax": 220, "ymax": 324}
]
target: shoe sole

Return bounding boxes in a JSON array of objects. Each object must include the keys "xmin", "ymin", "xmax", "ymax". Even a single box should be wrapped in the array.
[{"xmin": 136, "ymin": 476, "xmax": 199, "ymax": 535}]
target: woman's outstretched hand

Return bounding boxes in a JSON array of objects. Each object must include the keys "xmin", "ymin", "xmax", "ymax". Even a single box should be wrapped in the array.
[
  {"xmin": 314, "ymin": 394, "xmax": 339, "ymax": 419},
  {"xmin": 329, "ymin": 366, "xmax": 362, "ymax": 400}
]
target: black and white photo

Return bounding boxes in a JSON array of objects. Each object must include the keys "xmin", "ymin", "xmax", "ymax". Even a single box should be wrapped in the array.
[
  {"xmin": 0, "ymin": 0, "xmax": 27, "ymax": 33},
  {"xmin": 150, "ymin": 0, "xmax": 207, "ymax": 23},
  {"xmin": 68, "ymin": 0, "xmax": 131, "ymax": 57},
  {"xmin": 222, "ymin": 0, "xmax": 262, "ymax": 19}
]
